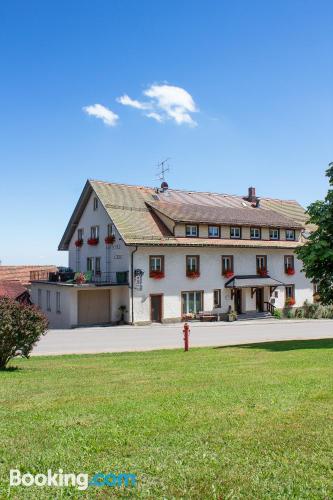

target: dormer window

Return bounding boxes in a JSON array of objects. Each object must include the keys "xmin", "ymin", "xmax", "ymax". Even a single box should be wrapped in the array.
[
  {"xmin": 186, "ymin": 225, "xmax": 199, "ymax": 237},
  {"xmin": 93, "ymin": 197, "xmax": 98, "ymax": 210},
  {"xmin": 230, "ymin": 227, "xmax": 241, "ymax": 239},
  {"xmin": 250, "ymin": 227, "xmax": 261, "ymax": 239},
  {"xmin": 286, "ymin": 229, "xmax": 295, "ymax": 241},
  {"xmin": 208, "ymin": 225, "xmax": 220, "ymax": 238},
  {"xmin": 269, "ymin": 228, "xmax": 280, "ymax": 240}
]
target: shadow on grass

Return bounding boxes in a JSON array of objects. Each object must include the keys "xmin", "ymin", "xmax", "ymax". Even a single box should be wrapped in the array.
[{"xmin": 215, "ymin": 338, "xmax": 333, "ymax": 352}]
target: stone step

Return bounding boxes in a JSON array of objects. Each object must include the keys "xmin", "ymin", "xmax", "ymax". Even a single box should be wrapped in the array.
[{"xmin": 237, "ymin": 311, "xmax": 273, "ymax": 321}]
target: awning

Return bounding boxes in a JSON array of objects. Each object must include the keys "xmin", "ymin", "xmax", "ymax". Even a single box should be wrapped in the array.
[{"xmin": 225, "ymin": 275, "xmax": 285, "ymax": 288}]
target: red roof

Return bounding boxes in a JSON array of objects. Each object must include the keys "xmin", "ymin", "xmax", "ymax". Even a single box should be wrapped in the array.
[
  {"xmin": 0, "ymin": 281, "xmax": 28, "ymax": 300},
  {"xmin": 0, "ymin": 266, "xmax": 57, "ymax": 285}
]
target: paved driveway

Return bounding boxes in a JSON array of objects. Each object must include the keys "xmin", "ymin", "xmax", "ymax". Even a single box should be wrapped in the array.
[{"xmin": 33, "ymin": 319, "xmax": 333, "ymax": 356}]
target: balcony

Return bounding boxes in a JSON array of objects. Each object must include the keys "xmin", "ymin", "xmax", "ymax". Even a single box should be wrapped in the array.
[{"xmin": 32, "ymin": 270, "xmax": 129, "ymax": 286}]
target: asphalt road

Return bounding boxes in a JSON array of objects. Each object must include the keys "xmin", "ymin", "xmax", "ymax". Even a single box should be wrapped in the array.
[{"xmin": 32, "ymin": 319, "xmax": 333, "ymax": 356}]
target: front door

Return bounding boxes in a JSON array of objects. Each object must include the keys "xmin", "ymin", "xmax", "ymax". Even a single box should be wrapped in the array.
[
  {"xmin": 256, "ymin": 288, "xmax": 264, "ymax": 312},
  {"xmin": 151, "ymin": 294, "xmax": 163, "ymax": 322},
  {"xmin": 234, "ymin": 289, "xmax": 242, "ymax": 314}
]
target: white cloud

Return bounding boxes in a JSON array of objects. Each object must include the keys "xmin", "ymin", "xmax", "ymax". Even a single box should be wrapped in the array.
[
  {"xmin": 117, "ymin": 94, "xmax": 151, "ymax": 110},
  {"xmin": 116, "ymin": 83, "xmax": 198, "ymax": 126},
  {"xmin": 145, "ymin": 111, "xmax": 164, "ymax": 123},
  {"xmin": 82, "ymin": 104, "xmax": 119, "ymax": 127},
  {"xmin": 144, "ymin": 84, "xmax": 197, "ymax": 126}
]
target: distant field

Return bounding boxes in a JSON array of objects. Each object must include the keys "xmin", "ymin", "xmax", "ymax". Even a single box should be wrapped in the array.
[{"xmin": 1, "ymin": 340, "xmax": 333, "ymax": 498}]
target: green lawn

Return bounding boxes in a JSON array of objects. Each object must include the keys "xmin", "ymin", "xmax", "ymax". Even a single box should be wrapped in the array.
[{"xmin": 1, "ymin": 340, "xmax": 333, "ymax": 499}]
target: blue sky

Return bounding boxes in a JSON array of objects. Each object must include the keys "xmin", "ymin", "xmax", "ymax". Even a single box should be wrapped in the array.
[{"xmin": 0, "ymin": 0, "xmax": 332, "ymax": 265}]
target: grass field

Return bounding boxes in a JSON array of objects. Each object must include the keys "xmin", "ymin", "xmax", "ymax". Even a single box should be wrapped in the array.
[{"xmin": 1, "ymin": 339, "xmax": 333, "ymax": 499}]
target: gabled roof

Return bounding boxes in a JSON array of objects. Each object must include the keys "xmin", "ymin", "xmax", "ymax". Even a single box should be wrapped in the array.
[
  {"xmin": 58, "ymin": 179, "xmax": 308, "ymax": 250},
  {"xmin": 0, "ymin": 280, "xmax": 28, "ymax": 299}
]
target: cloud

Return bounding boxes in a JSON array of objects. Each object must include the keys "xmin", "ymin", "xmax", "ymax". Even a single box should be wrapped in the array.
[
  {"xmin": 82, "ymin": 104, "xmax": 119, "ymax": 127},
  {"xmin": 117, "ymin": 84, "xmax": 198, "ymax": 126},
  {"xmin": 117, "ymin": 94, "xmax": 151, "ymax": 110}
]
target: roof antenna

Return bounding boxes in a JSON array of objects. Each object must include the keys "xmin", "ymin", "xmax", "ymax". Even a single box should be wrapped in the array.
[{"xmin": 156, "ymin": 158, "xmax": 170, "ymax": 191}]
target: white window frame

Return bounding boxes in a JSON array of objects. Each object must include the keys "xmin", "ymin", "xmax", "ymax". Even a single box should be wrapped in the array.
[
  {"xmin": 91, "ymin": 226, "xmax": 99, "ymax": 239},
  {"xmin": 182, "ymin": 291, "xmax": 203, "ymax": 315},
  {"xmin": 186, "ymin": 225, "xmax": 198, "ymax": 237},
  {"xmin": 186, "ymin": 256, "xmax": 199, "ymax": 272},
  {"xmin": 286, "ymin": 229, "xmax": 295, "ymax": 241},
  {"xmin": 150, "ymin": 256, "xmax": 163, "ymax": 271},
  {"xmin": 269, "ymin": 228, "xmax": 279, "ymax": 240},
  {"xmin": 107, "ymin": 223, "xmax": 115, "ymax": 237},
  {"xmin": 46, "ymin": 290, "xmax": 51, "ymax": 311},
  {"xmin": 230, "ymin": 227, "xmax": 241, "ymax": 239},
  {"xmin": 56, "ymin": 292, "xmax": 61, "ymax": 313},
  {"xmin": 250, "ymin": 227, "xmax": 261, "ymax": 239},
  {"xmin": 77, "ymin": 228, "xmax": 84, "ymax": 240},
  {"xmin": 208, "ymin": 226, "xmax": 220, "ymax": 238}
]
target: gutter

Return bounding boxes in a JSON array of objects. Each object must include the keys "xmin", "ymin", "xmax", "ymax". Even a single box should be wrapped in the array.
[{"xmin": 130, "ymin": 245, "xmax": 138, "ymax": 325}]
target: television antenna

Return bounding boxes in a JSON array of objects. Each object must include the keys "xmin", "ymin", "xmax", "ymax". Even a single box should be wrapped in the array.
[{"xmin": 156, "ymin": 158, "xmax": 170, "ymax": 183}]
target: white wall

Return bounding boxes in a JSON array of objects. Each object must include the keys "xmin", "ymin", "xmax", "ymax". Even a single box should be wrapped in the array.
[
  {"xmin": 68, "ymin": 192, "xmax": 130, "ymax": 276},
  {"xmin": 31, "ymin": 283, "xmax": 78, "ymax": 329},
  {"xmin": 131, "ymin": 246, "xmax": 313, "ymax": 323}
]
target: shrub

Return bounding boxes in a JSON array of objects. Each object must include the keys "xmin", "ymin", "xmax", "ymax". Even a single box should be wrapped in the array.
[
  {"xmin": 0, "ymin": 298, "xmax": 48, "ymax": 369},
  {"xmin": 273, "ymin": 309, "xmax": 282, "ymax": 319}
]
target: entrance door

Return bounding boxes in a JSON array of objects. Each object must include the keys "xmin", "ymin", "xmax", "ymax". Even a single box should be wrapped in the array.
[
  {"xmin": 234, "ymin": 289, "xmax": 242, "ymax": 314},
  {"xmin": 151, "ymin": 294, "xmax": 163, "ymax": 322},
  {"xmin": 256, "ymin": 288, "xmax": 264, "ymax": 312}
]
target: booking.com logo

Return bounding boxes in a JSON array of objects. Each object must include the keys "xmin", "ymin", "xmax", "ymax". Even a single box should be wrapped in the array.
[{"xmin": 9, "ymin": 469, "xmax": 137, "ymax": 491}]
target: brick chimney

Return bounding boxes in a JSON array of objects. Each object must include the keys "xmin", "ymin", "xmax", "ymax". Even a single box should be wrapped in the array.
[{"xmin": 246, "ymin": 186, "xmax": 257, "ymax": 203}]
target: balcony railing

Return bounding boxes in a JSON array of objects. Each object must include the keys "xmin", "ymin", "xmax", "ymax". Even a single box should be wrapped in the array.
[{"xmin": 33, "ymin": 271, "xmax": 129, "ymax": 286}]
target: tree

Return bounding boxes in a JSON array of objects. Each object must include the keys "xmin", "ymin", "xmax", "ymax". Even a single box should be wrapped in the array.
[
  {"xmin": 295, "ymin": 163, "xmax": 333, "ymax": 304},
  {"xmin": 0, "ymin": 297, "xmax": 48, "ymax": 369}
]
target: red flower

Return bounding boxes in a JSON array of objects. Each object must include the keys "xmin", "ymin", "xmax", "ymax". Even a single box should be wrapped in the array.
[
  {"xmin": 105, "ymin": 235, "xmax": 115, "ymax": 245},
  {"xmin": 224, "ymin": 270, "xmax": 234, "ymax": 279},
  {"xmin": 285, "ymin": 297, "xmax": 296, "ymax": 306},
  {"xmin": 87, "ymin": 238, "xmax": 99, "ymax": 246},
  {"xmin": 75, "ymin": 239, "xmax": 83, "ymax": 247},
  {"xmin": 186, "ymin": 270, "xmax": 200, "ymax": 279},
  {"xmin": 286, "ymin": 267, "xmax": 295, "ymax": 275},
  {"xmin": 150, "ymin": 270, "xmax": 165, "ymax": 279},
  {"xmin": 258, "ymin": 268, "xmax": 268, "ymax": 277}
]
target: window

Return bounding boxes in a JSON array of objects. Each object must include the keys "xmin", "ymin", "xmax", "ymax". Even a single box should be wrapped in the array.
[
  {"xmin": 213, "ymin": 289, "xmax": 221, "ymax": 308},
  {"xmin": 87, "ymin": 257, "xmax": 93, "ymax": 272},
  {"xmin": 269, "ymin": 228, "xmax": 280, "ymax": 240},
  {"xmin": 182, "ymin": 291, "xmax": 203, "ymax": 315},
  {"xmin": 251, "ymin": 227, "xmax": 261, "ymax": 239},
  {"xmin": 93, "ymin": 197, "xmax": 98, "ymax": 210},
  {"xmin": 107, "ymin": 223, "xmax": 115, "ymax": 237},
  {"xmin": 230, "ymin": 227, "xmax": 241, "ymax": 239},
  {"xmin": 91, "ymin": 226, "xmax": 99, "ymax": 239},
  {"xmin": 185, "ymin": 225, "xmax": 199, "ymax": 237},
  {"xmin": 285, "ymin": 285, "xmax": 295, "ymax": 304},
  {"xmin": 208, "ymin": 225, "xmax": 220, "ymax": 238},
  {"xmin": 222, "ymin": 255, "xmax": 234, "ymax": 274},
  {"xmin": 256, "ymin": 255, "xmax": 267, "ymax": 274},
  {"xmin": 56, "ymin": 292, "xmax": 61, "ymax": 313},
  {"xmin": 77, "ymin": 228, "xmax": 83, "ymax": 240},
  {"xmin": 284, "ymin": 255, "xmax": 294, "ymax": 273},
  {"xmin": 286, "ymin": 229, "xmax": 295, "ymax": 241},
  {"xmin": 46, "ymin": 290, "xmax": 51, "ymax": 311},
  {"xmin": 149, "ymin": 255, "xmax": 164, "ymax": 273},
  {"xmin": 186, "ymin": 255, "xmax": 200, "ymax": 275},
  {"xmin": 95, "ymin": 257, "xmax": 101, "ymax": 276},
  {"xmin": 37, "ymin": 289, "xmax": 42, "ymax": 308}
]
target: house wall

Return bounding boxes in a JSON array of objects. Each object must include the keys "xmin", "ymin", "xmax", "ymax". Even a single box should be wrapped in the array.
[
  {"xmin": 131, "ymin": 246, "xmax": 313, "ymax": 324},
  {"xmin": 68, "ymin": 192, "xmax": 130, "ymax": 276}
]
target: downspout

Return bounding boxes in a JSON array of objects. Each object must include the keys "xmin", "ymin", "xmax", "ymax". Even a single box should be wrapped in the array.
[{"xmin": 130, "ymin": 245, "xmax": 138, "ymax": 325}]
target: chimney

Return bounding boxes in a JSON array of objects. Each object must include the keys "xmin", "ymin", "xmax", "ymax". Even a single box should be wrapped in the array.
[
  {"xmin": 246, "ymin": 186, "xmax": 257, "ymax": 203},
  {"xmin": 160, "ymin": 181, "xmax": 169, "ymax": 192}
]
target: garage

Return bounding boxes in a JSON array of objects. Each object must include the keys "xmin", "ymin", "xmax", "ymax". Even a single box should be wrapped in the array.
[{"xmin": 78, "ymin": 289, "xmax": 111, "ymax": 326}]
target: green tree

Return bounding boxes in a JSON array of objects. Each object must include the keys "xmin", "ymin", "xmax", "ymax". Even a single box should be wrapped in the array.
[
  {"xmin": 295, "ymin": 163, "xmax": 333, "ymax": 304},
  {"xmin": 0, "ymin": 298, "xmax": 48, "ymax": 369}
]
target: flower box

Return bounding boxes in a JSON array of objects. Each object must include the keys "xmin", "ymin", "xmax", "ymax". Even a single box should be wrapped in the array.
[
  {"xmin": 105, "ymin": 235, "xmax": 115, "ymax": 245},
  {"xmin": 75, "ymin": 273, "xmax": 86, "ymax": 284},
  {"xmin": 87, "ymin": 238, "xmax": 99, "ymax": 246},
  {"xmin": 285, "ymin": 297, "xmax": 296, "ymax": 307},
  {"xmin": 258, "ymin": 268, "xmax": 268, "ymax": 277},
  {"xmin": 286, "ymin": 267, "xmax": 295, "ymax": 275},
  {"xmin": 186, "ymin": 270, "xmax": 200, "ymax": 279},
  {"xmin": 75, "ymin": 239, "xmax": 83, "ymax": 248},
  {"xmin": 224, "ymin": 271, "xmax": 234, "ymax": 279},
  {"xmin": 149, "ymin": 270, "xmax": 165, "ymax": 279}
]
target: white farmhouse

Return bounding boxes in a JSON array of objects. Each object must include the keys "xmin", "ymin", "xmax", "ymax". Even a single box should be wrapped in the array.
[{"xmin": 31, "ymin": 180, "xmax": 314, "ymax": 328}]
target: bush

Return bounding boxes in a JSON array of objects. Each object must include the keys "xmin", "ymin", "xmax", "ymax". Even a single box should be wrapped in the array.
[
  {"xmin": 0, "ymin": 298, "xmax": 48, "ymax": 369},
  {"xmin": 273, "ymin": 309, "xmax": 282, "ymax": 319}
]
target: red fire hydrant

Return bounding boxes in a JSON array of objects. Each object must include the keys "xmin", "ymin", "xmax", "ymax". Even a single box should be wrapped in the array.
[{"xmin": 183, "ymin": 322, "xmax": 190, "ymax": 351}]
